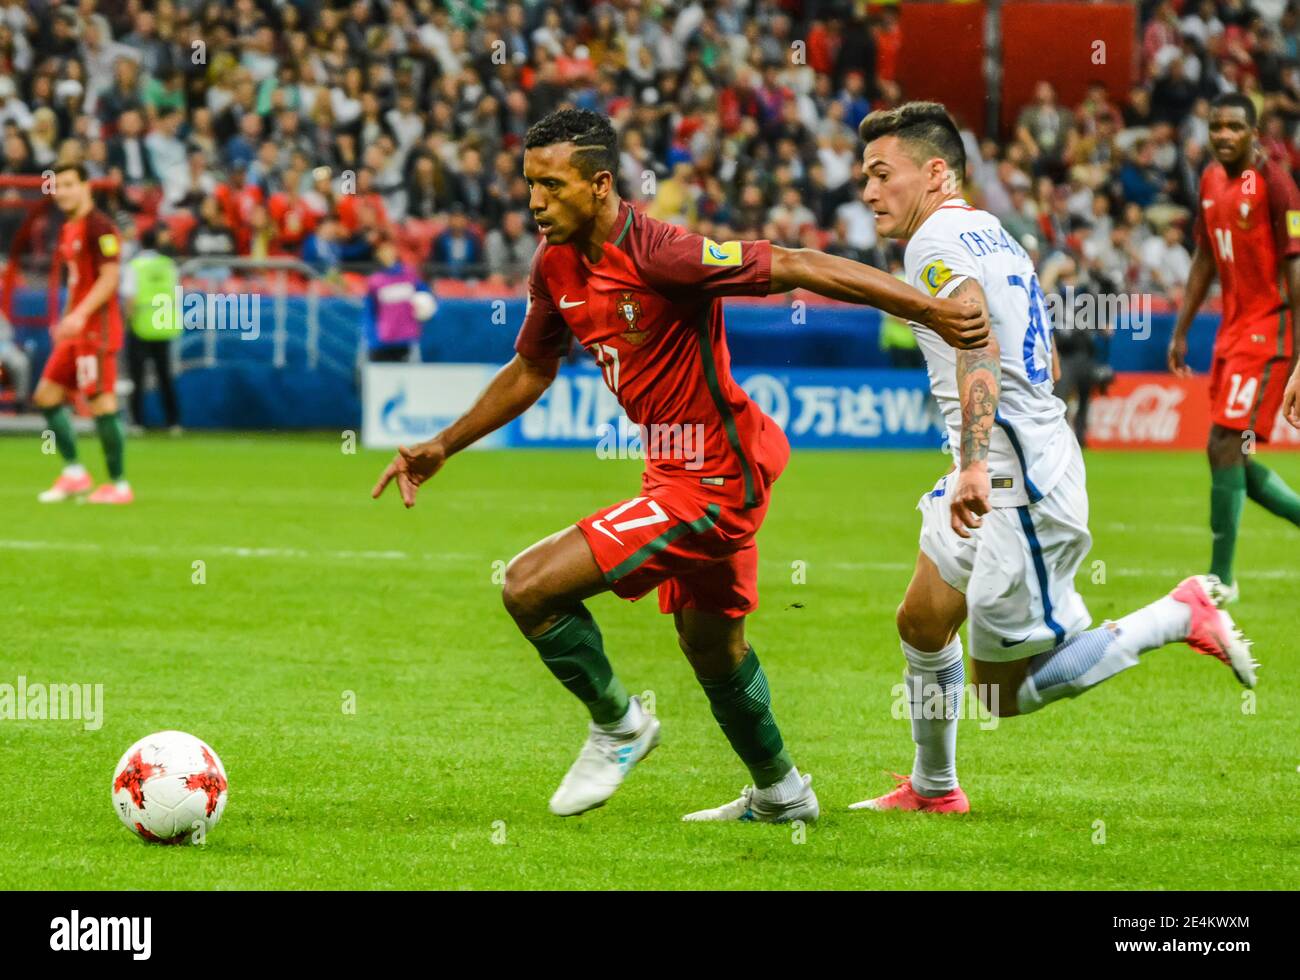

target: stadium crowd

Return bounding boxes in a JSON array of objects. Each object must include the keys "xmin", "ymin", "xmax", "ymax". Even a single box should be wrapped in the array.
[{"xmin": 0, "ymin": 0, "xmax": 1298, "ymax": 299}]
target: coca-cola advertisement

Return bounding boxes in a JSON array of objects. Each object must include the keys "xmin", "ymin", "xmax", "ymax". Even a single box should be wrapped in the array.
[{"xmin": 1087, "ymin": 374, "xmax": 1300, "ymax": 450}]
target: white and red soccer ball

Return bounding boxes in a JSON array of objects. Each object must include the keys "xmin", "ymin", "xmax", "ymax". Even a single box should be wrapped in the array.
[{"xmin": 111, "ymin": 731, "xmax": 228, "ymax": 844}]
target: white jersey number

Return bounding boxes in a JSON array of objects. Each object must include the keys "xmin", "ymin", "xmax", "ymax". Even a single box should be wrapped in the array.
[
  {"xmin": 1223, "ymin": 373, "xmax": 1258, "ymax": 419},
  {"xmin": 589, "ymin": 343, "xmax": 620, "ymax": 394},
  {"xmin": 1214, "ymin": 227, "xmax": 1234, "ymax": 263}
]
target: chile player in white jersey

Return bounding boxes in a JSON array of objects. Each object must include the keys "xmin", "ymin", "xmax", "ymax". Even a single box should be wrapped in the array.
[{"xmin": 846, "ymin": 103, "xmax": 1259, "ymax": 814}]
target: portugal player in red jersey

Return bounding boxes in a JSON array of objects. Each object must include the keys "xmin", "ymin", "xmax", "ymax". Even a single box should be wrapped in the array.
[
  {"xmin": 33, "ymin": 162, "xmax": 132, "ymax": 504},
  {"xmin": 373, "ymin": 109, "xmax": 987, "ymax": 821},
  {"xmin": 1169, "ymin": 93, "xmax": 1300, "ymax": 601}
]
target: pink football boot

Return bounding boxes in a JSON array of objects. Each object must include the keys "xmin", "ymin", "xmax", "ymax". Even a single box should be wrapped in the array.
[
  {"xmin": 37, "ymin": 469, "xmax": 93, "ymax": 502},
  {"xmin": 849, "ymin": 773, "xmax": 971, "ymax": 814},
  {"xmin": 87, "ymin": 483, "xmax": 134, "ymax": 505},
  {"xmin": 1171, "ymin": 575, "xmax": 1258, "ymax": 688}
]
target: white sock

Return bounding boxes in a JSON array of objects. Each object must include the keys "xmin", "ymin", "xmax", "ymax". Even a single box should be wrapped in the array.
[
  {"xmin": 1111, "ymin": 596, "xmax": 1191, "ymax": 658},
  {"xmin": 63, "ymin": 463, "xmax": 87, "ymax": 478},
  {"xmin": 115, "ymin": 480, "xmax": 131, "ymax": 491},
  {"xmin": 756, "ymin": 764, "xmax": 805, "ymax": 804},
  {"xmin": 599, "ymin": 695, "xmax": 644, "ymax": 737},
  {"xmin": 902, "ymin": 637, "xmax": 964, "ymax": 797}
]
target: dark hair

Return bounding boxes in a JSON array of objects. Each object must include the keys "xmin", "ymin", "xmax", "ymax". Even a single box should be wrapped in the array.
[
  {"xmin": 1210, "ymin": 92, "xmax": 1257, "ymax": 127},
  {"xmin": 54, "ymin": 160, "xmax": 88, "ymax": 181},
  {"xmin": 524, "ymin": 108, "xmax": 618, "ymax": 180},
  {"xmin": 858, "ymin": 100, "xmax": 967, "ymax": 180}
]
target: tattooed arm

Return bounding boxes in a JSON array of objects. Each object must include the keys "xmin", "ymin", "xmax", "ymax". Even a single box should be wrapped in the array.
[{"xmin": 950, "ymin": 278, "xmax": 1000, "ymax": 539}]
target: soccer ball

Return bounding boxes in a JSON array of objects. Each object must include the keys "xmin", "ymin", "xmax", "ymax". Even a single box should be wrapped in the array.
[
  {"xmin": 410, "ymin": 290, "xmax": 437, "ymax": 321},
  {"xmin": 111, "ymin": 731, "xmax": 228, "ymax": 844}
]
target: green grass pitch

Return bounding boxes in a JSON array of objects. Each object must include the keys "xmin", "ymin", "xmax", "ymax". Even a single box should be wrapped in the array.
[{"xmin": 1, "ymin": 433, "xmax": 1296, "ymax": 889}]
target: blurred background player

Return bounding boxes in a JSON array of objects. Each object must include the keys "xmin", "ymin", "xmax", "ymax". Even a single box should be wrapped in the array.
[
  {"xmin": 373, "ymin": 109, "xmax": 987, "ymax": 824},
  {"xmin": 1041, "ymin": 252, "xmax": 1115, "ymax": 449},
  {"xmin": 849, "ymin": 103, "xmax": 1256, "ymax": 815},
  {"xmin": 1168, "ymin": 93, "xmax": 1300, "ymax": 603},
  {"xmin": 121, "ymin": 226, "xmax": 182, "ymax": 434},
  {"xmin": 0, "ymin": 306, "xmax": 30, "ymax": 414},
  {"xmin": 363, "ymin": 237, "xmax": 434, "ymax": 364},
  {"xmin": 33, "ymin": 162, "xmax": 132, "ymax": 505}
]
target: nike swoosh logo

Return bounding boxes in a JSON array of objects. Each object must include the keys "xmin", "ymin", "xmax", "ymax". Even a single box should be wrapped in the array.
[
  {"xmin": 590, "ymin": 519, "xmax": 622, "ymax": 545},
  {"xmin": 558, "ymin": 295, "xmax": 585, "ymax": 309},
  {"xmin": 1000, "ymin": 636, "xmax": 1032, "ymax": 648}
]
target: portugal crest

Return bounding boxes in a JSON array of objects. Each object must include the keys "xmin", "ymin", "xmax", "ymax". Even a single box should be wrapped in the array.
[{"xmin": 615, "ymin": 292, "xmax": 648, "ymax": 344}]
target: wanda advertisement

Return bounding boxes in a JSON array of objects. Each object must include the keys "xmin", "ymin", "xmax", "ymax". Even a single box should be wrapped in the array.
[{"xmin": 1087, "ymin": 373, "xmax": 1300, "ymax": 450}]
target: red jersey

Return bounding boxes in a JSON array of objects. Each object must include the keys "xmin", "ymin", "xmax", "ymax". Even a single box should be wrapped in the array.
[
  {"xmin": 57, "ymin": 208, "xmax": 124, "ymax": 352},
  {"xmin": 1195, "ymin": 156, "xmax": 1300, "ymax": 359},
  {"xmin": 267, "ymin": 192, "xmax": 319, "ymax": 251},
  {"xmin": 214, "ymin": 182, "xmax": 264, "ymax": 255},
  {"xmin": 516, "ymin": 202, "xmax": 785, "ymax": 510}
]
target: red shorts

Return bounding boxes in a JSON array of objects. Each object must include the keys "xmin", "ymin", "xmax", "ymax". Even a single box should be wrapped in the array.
[
  {"xmin": 41, "ymin": 339, "xmax": 118, "ymax": 399},
  {"xmin": 577, "ymin": 485, "xmax": 771, "ymax": 618},
  {"xmin": 1209, "ymin": 351, "xmax": 1291, "ymax": 441}
]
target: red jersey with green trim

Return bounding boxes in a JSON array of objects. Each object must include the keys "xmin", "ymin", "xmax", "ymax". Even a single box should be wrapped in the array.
[
  {"xmin": 57, "ymin": 208, "xmax": 124, "ymax": 351},
  {"xmin": 515, "ymin": 201, "xmax": 786, "ymax": 509},
  {"xmin": 1194, "ymin": 157, "xmax": 1300, "ymax": 359}
]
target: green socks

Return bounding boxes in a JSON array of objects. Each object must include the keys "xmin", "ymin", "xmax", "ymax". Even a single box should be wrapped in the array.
[
  {"xmin": 1209, "ymin": 465, "xmax": 1246, "ymax": 584},
  {"xmin": 1245, "ymin": 460, "xmax": 1300, "ymax": 526},
  {"xmin": 1210, "ymin": 461, "xmax": 1300, "ymax": 585},
  {"xmin": 527, "ymin": 604, "xmax": 629, "ymax": 725},
  {"xmin": 94, "ymin": 412, "xmax": 126, "ymax": 482},
  {"xmin": 528, "ymin": 614, "xmax": 794, "ymax": 787},
  {"xmin": 697, "ymin": 646, "xmax": 794, "ymax": 789},
  {"xmin": 42, "ymin": 406, "xmax": 78, "ymax": 463}
]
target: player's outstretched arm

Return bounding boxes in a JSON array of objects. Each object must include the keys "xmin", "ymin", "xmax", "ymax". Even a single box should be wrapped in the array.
[
  {"xmin": 371, "ymin": 353, "xmax": 558, "ymax": 508},
  {"xmin": 948, "ymin": 279, "xmax": 1000, "ymax": 539},
  {"xmin": 1167, "ymin": 244, "xmax": 1215, "ymax": 378},
  {"xmin": 768, "ymin": 245, "xmax": 989, "ymax": 349}
]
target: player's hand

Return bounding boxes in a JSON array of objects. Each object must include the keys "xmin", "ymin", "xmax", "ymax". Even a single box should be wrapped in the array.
[
  {"xmin": 1283, "ymin": 365, "xmax": 1300, "ymax": 429},
  {"xmin": 1166, "ymin": 334, "xmax": 1192, "ymax": 378},
  {"xmin": 929, "ymin": 297, "xmax": 989, "ymax": 350},
  {"xmin": 950, "ymin": 465, "xmax": 991, "ymax": 539},
  {"xmin": 54, "ymin": 309, "xmax": 87, "ymax": 340},
  {"xmin": 371, "ymin": 439, "xmax": 447, "ymax": 509}
]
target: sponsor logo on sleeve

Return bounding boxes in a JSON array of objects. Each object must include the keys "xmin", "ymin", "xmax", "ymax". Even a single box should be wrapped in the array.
[{"xmin": 701, "ymin": 238, "xmax": 742, "ymax": 267}]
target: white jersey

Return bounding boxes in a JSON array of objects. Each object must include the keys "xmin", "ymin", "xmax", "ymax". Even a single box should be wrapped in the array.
[{"xmin": 903, "ymin": 199, "xmax": 1078, "ymax": 507}]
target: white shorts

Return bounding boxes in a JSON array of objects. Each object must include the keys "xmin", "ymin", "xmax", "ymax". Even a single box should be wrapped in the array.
[{"xmin": 917, "ymin": 452, "xmax": 1093, "ymax": 663}]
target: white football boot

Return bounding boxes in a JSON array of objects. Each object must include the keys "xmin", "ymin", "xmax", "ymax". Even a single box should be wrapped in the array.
[
  {"xmin": 683, "ymin": 772, "xmax": 820, "ymax": 823},
  {"xmin": 1204, "ymin": 574, "xmax": 1240, "ymax": 606},
  {"xmin": 548, "ymin": 696, "xmax": 660, "ymax": 816}
]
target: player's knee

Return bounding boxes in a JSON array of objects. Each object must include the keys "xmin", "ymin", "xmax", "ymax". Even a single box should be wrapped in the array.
[
  {"xmin": 1207, "ymin": 427, "xmax": 1243, "ymax": 467},
  {"xmin": 501, "ymin": 555, "xmax": 551, "ymax": 627},
  {"xmin": 33, "ymin": 385, "xmax": 61, "ymax": 409},
  {"xmin": 677, "ymin": 630, "xmax": 747, "ymax": 679},
  {"xmin": 896, "ymin": 601, "xmax": 951, "ymax": 652}
]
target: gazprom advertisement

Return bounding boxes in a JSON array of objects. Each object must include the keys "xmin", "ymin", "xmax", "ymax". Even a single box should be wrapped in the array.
[{"xmin": 363, "ymin": 362, "xmax": 947, "ymax": 451}]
